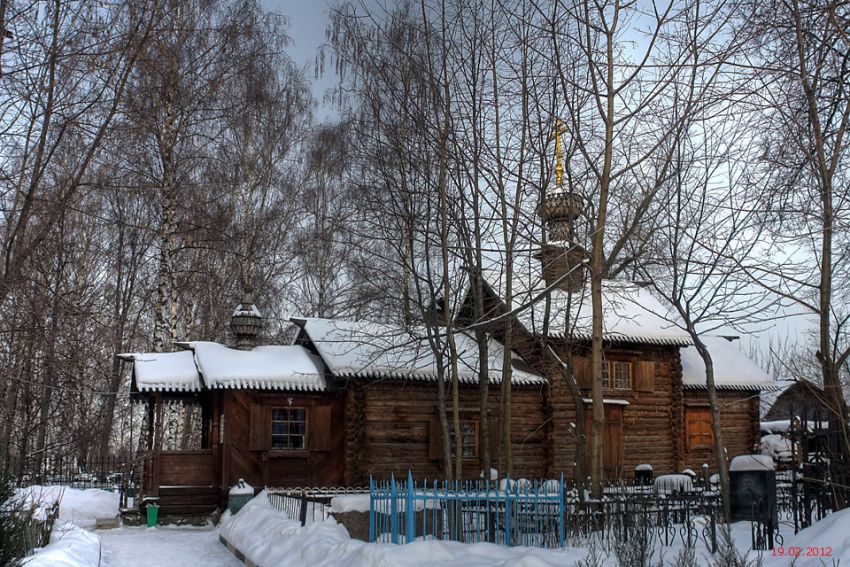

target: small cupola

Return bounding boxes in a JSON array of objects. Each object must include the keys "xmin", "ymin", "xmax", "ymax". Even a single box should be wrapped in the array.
[
  {"xmin": 230, "ymin": 286, "xmax": 262, "ymax": 350},
  {"xmin": 535, "ymin": 118, "xmax": 587, "ymax": 293}
]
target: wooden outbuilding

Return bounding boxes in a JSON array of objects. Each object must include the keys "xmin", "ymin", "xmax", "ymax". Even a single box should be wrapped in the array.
[{"xmin": 763, "ymin": 380, "xmax": 830, "ymax": 423}]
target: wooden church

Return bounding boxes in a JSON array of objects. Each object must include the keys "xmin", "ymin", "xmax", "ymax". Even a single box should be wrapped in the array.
[{"xmin": 122, "ymin": 137, "xmax": 774, "ymax": 517}]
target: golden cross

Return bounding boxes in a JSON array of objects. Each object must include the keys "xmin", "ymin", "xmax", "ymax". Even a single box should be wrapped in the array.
[{"xmin": 549, "ymin": 118, "xmax": 568, "ymax": 188}]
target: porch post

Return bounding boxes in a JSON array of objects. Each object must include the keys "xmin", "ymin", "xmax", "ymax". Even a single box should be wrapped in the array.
[
  {"xmin": 211, "ymin": 392, "xmax": 223, "ymax": 497},
  {"xmin": 201, "ymin": 393, "xmax": 211, "ymax": 449},
  {"xmin": 150, "ymin": 392, "xmax": 163, "ymax": 497}
]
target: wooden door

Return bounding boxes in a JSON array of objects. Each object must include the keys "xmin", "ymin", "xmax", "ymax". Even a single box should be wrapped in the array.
[
  {"xmin": 602, "ymin": 406, "xmax": 624, "ymax": 479},
  {"xmin": 585, "ymin": 404, "xmax": 624, "ymax": 479}
]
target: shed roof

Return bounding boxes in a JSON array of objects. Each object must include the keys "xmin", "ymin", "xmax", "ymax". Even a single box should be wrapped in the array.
[
  {"xmin": 129, "ymin": 350, "xmax": 202, "ymax": 393},
  {"xmin": 296, "ymin": 317, "xmax": 546, "ymax": 385},
  {"xmin": 124, "ymin": 343, "xmax": 326, "ymax": 393},
  {"xmin": 680, "ymin": 336, "xmax": 775, "ymax": 391}
]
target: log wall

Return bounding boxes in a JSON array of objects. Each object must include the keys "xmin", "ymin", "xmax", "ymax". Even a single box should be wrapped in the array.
[
  {"xmin": 681, "ymin": 389, "xmax": 761, "ymax": 472},
  {"xmin": 545, "ymin": 344, "xmax": 682, "ymax": 478},
  {"xmin": 343, "ymin": 381, "xmax": 548, "ymax": 485},
  {"xmin": 763, "ymin": 382, "xmax": 829, "ymax": 422}
]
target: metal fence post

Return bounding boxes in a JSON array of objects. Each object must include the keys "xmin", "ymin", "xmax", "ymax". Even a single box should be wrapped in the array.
[
  {"xmin": 299, "ymin": 490, "xmax": 308, "ymax": 526},
  {"xmin": 505, "ymin": 478, "xmax": 512, "ymax": 548},
  {"xmin": 711, "ymin": 502, "xmax": 717, "ymax": 553},
  {"xmin": 406, "ymin": 470, "xmax": 415, "ymax": 544},
  {"xmin": 369, "ymin": 476, "xmax": 375, "ymax": 543},
  {"xmin": 390, "ymin": 473, "xmax": 398, "ymax": 544},
  {"xmin": 558, "ymin": 473, "xmax": 566, "ymax": 548}
]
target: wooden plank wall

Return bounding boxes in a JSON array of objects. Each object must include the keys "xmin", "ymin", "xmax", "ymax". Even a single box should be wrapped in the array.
[
  {"xmin": 159, "ymin": 450, "xmax": 215, "ymax": 486},
  {"xmin": 222, "ymin": 390, "xmax": 346, "ymax": 489},
  {"xmin": 344, "ymin": 381, "xmax": 548, "ymax": 485}
]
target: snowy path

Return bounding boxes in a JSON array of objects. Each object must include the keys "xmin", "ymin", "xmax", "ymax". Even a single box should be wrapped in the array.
[{"xmin": 99, "ymin": 526, "xmax": 242, "ymax": 567}]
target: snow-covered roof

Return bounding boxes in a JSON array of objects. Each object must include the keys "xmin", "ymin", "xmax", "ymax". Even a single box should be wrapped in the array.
[
  {"xmin": 233, "ymin": 304, "xmax": 262, "ymax": 318},
  {"xmin": 296, "ymin": 318, "xmax": 545, "ymax": 385},
  {"xmin": 128, "ymin": 350, "xmax": 202, "ymax": 392},
  {"xmin": 190, "ymin": 342, "xmax": 326, "ymax": 391},
  {"xmin": 680, "ymin": 336, "xmax": 775, "ymax": 391},
  {"xmin": 482, "ymin": 262, "xmax": 692, "ymax": 346},
  {"xmin": 760, "ymin": 379, "xmax": 796, "ymax": 415},
  {"xmin": 760, "ymin": 419, "xmax": 830, "ymax": 433},
  {"xmin": 126, "ymin": 343, "xmax": 325, "ymax": 392}
]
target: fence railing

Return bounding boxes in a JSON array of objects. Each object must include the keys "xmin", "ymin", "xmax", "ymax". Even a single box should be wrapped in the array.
[
  {"xmin": 369, "ymin": 475, "xmax": 722, "ymax": 551},
  {"xmin": 11, "ymin": 455, "xmax": 136, "ymax": 492},
  {"xmin": 267, "ymin": 486, "xmax": 369, "ymax": 525},
  {"xmin": 368, "ymin": 472, "xmax": 722, "ymax": 550}
]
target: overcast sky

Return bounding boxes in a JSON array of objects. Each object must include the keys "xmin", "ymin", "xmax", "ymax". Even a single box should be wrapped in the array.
[
  {"xmin": 260, "ymin": 0, "xmax": 338, "ymax": 118},
  {"xmin": 256, "ymin": 0, "xmax": 816, "ymax": 365}
]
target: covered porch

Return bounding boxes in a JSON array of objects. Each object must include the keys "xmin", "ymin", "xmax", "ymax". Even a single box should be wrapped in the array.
[{"xmin": 132, "ymin": 390, "xmax": 224, "ymax": 517}]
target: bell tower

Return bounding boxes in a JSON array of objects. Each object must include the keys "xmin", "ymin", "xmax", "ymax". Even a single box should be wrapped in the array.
[{"xmin": 536, "ymin": 118, "xmax": 586, "ymax": 292}]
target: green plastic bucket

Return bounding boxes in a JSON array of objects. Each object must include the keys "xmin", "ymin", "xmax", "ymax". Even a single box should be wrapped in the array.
[{"xmin": 146, "ymin": 504, "xmax": 159, "ymax": 527}]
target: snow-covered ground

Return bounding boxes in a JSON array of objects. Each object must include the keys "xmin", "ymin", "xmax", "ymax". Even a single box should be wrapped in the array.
[
  {"xmin": 15, "ymin": 484, "xmax": 850, "ymax": 567},
  {"xmin": 14, "ymin": 484, "xmax": 120, "ymax": 528},
  {"xmin": 222, "ymin": 491, "xmax": 587, "ymax": 566},
  {"xmin": 100, "ymin": 526, "xmax": 241, "ymax": 567}
]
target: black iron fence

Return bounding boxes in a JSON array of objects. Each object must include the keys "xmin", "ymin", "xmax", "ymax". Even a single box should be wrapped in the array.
[
  {"xmin": 10, "ymin": 454, "xmax": 144, "ymax": 511},
  {"xmin": 266, "ymin": 486, "xmax": 369, "ymax": 525}
]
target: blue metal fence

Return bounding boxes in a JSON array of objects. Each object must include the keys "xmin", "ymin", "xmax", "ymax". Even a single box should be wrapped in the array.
[
  {"xmin": 369, "ymin": 471, "xmax": 566, "ymax": 547},
  {"xmin": 369, "ymin": 472, "xmax": 723, "ymax": 550}
]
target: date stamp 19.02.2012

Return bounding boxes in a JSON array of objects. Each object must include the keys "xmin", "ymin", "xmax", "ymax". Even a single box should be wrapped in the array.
[{"xmin": 771, "ymin": 546, "xmax": 832, "ymax": 558}]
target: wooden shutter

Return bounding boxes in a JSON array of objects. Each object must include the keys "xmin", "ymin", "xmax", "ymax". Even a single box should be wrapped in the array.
[
  {"xmin": 572, "ymin": 356, "xmax": 592, "ymax": 389},
  {"xmin": 429, "ymin": 415, "xmax": 443, "ymax": 460},
  {"xmin": 634, "ymin": 361, "xmax": 655, "ymax": 392},
  {"xmin": 249, "ymin": 403, "xmax": 270, "ymax": 451},
  {"xmin": 312, "ymin": 405, "xmax": 332, "ymax": 451},
  {"xmin": 686, "ymin": 408, "xmax": 713, "ymax": 449}
]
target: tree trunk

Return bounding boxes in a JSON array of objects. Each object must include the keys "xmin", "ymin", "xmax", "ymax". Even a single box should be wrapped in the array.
[{"xmin": 693, "ymin": 336, "xmax": 731, "ymax": 519}]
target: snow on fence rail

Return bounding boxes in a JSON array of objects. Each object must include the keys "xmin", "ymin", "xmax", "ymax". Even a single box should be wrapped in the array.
[
  {"xmin": 369, "ymin": 472, "xmax": 722, "ymax": 551},
  {"xmin": 266, "ymin": 486, "xmax": 369, "ymax": 525},
  {"xmin": 370, "ymin": 472, "xmax": 566, "ymax": 548}
]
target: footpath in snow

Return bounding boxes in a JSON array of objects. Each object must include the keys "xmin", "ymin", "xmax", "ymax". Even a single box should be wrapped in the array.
[
  {"xmin": 100, "ymin": 526, "xmax": 241, "ymax": 567},
  {"xmin": 14, "ymin": 484, "xmax": 850, "ymax": 567}
]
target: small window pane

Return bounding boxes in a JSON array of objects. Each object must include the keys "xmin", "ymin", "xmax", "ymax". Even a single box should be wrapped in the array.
[
  {"xmin": 449, "ymin": 420, "xmax": 478, "ymax": 458},
  {"xmin": 271, "ymin": 407, "xmax": 306, "ymax": 450},
  {"xmin": 601, "ymin": 361, "xmax": 632, "ymax": 389}
]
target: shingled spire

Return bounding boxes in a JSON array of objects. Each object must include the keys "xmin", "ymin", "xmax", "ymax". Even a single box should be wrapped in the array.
[
  {"xmin": 536, "ymin": 118, "xmax": 586, "ymax": 292},
  {"xmin": 230, "ymin": 286, "xmax": 262, "ymax": 350}
]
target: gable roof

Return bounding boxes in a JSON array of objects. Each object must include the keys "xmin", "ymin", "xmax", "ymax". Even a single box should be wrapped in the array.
[
  {"xmin": 680, "ymin": 336, "xmax": 775, "ymax": 391},
  {"xmin": 481, "ymin": 262, "xmax": 692, "ymax": 346},
  {"xmin": 123, "ymin": 343, "xmax": 326, "ymax": 393},
  {"xmin": 295, "ymin": 317, "xmax": 546, "ymax": 385}
]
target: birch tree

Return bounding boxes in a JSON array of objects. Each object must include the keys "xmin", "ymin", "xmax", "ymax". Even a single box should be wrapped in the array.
[
  {"xmin": 0, "ymin": 0, "xmax": 156, "ymax": 309},
  {"xmin": 640, "ymin": 112, "xmax": 773, "ymax": 517},
  {"xmin": 545, "ymin": 0, "xmax": 743, "ymax": 495},
  {"xmin": 741, "ymin": 0, "xmax": 850, "ymax": 508}
]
